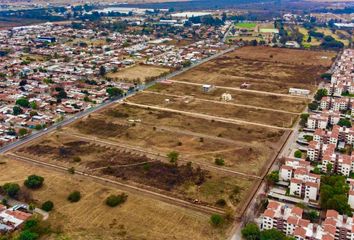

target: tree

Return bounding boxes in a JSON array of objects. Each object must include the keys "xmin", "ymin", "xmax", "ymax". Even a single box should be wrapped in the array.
[
  {"xmin": 18, "ymin": 128, "xmax": 28, "ymax": 137},
  {"xmin": 99, "ymin": 65, "xmax": 106, "ymax": 76},
  {"xmin": 167, "ymin": 151, "xmax": 179, "ymax": 164},
  {"xmin": 314, "ymin": 89, "xmax": 328, "ymax": 101},
  {"xmin": 67, "ymin": 191, "xmax": 81, "ymax": 202},
  {"xmin": 210, "ymin": 214, "xmax": 224, "ymax": 227},
  {"xmin": 308, "ymin": 101, "xmax": 318, "ymax": 111},
  {"xmin": 16, "ymin": 98, "xmax": 30, "ymax": 108},
  {"xmin": 13, "ymin": 105, "xmax": 23, "ymax": 115},
  {"xmin": 30, "ymin": 101, "xmax": 37, "ymax": 110},
  {"xmin": 338, "ymin": 118, "xmax": 352, "ymax": 128},
  {"xmin": 266, "ymin": 171, "xmax": 279, "ymax": 185},
  {"xmin": 106, "ymin": 87, "xmax": 123, "ymax": 98},
  {"xmin": 308, "ymin": 210, "xmax": 318, "ymax": 222},
  {"xmin": 19, "ymin": 230, "xmax": 39, "ymax": 240},
  {"xmin": 300, "ymin": 113, "xmax": 309, "ymax": 127},
  {"xmin": 241, "ymin": 222, "xmax": 260, "ymax": 240},
  {"xmin": 320, "ymin": 175, "xmax": 352, "ymax": 216},
  {"xmin": 41, "ymin": 200, "xmax": 54, "ymax": 212},
  {"xmin": 260, "ymin": 228, "xmax": 287, "ymax": 240},
  {"xmin": 24, "ymin": 175, "xmax": 44, "ymax": 189},
  {"xmin": 294, "ymin": 150, "xmax": 302, "ymax": 158},
  {"xmin": 2, "ymin": 183, "xmax": 20, "ymax": 198},
  {"xmin": 105, "ymin": 193, "xmax": 128, "ymax": 207}
]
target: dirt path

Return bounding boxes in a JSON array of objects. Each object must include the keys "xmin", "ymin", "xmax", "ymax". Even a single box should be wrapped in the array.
[
  {"xmin": 125, "ymin": 102, "xmax": 293, "ymax": 130},
  {"xmin": 168, "ymin": 80, "xmax": 309, "ymax": 99},
  {"xmin": 144, "ymin": 90, "xmax": 299, "ymax": 115}
]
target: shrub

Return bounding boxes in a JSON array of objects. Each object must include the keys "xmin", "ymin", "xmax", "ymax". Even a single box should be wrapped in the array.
[
  {"xmin": 41, "ymin": 201, "xmax": 54, "ymax": 212},
  {"xmin": 105, "ymin": 193, "xmax": 128, "ymax": 207},
  {"xmin": 67, "ymin": 191, "xmax": 81, "ymax": 203},
  {"xmin": 216, "ymin": 199, "xmax": 226, "ymax": 207},
  {"xmin": 167, "ymin": 151, "xmax": 179, "ymax": 164},
  {"xmin": 72, "ymin": 156, "xmax": 81, "ymax": 163},
  {"xmin": 214, "ymin": 157, "xmax": 225, "ymax": 166},
  {"xmin": 24, "ymin": 175, "xmax": 44, "ymax": 189},
  {"xmin": 210, "ymin": 214, "xmax": 224, "ymax": 227}
]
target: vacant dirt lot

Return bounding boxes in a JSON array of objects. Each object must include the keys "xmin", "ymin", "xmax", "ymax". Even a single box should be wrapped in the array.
[
  {"xmin": 14, "ymin": 130, "xmax": 255, "ymax": 213},
  {"xmin": 172, "ymin": 46, "xmax": 335, "ymax": 94},
  {"xmin": 128, "ymin": 92, "xmax": 296, "ymax": 128},
  {"xmin": 107, "ymin": 64, "xmax": 171, "ymax": 83},
  {"xmin": 0, "ymin": 159, "xmax": 229, "ymax": 240},
  {"xmin": 148, "ymin": 82, "xmax": 308, "ymax": 113}
]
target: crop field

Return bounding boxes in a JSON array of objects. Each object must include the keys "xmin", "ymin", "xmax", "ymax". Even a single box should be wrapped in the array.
[
  {"xmin": 106, "ymin": 64, "xmax": 171, "ymax": 83},
  {"xmin": 0, "ymin": 159, "xmax": 229, "ymax": 240},
  {"xmin": 172, "ymin": 46, "xmax": 335, "ymax": 94}
]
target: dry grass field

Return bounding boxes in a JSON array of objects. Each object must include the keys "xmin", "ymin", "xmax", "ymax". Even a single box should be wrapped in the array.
[
  {"xmin": 14, "ymin": 129, "xmax": 256, "ymax": 214},
  {"xmin": 0, "ymin": 159, "xmax": 228, "ymax": 240},
  {"xmin": 16, "ymin": 103, "xmax": 286, "ymax": 177},
  {"xmin": 148, "ymin": 82, "xmax": 309, "ymax": 113},
  {"xmin": 107, "ymin": 65, "xmax": 171, "ymax": 83},
  {"xmin": 128, "ymin": 92, "xmax": 296, "ymax": 128},
  {"xmin": 172, "ymin": 46, "xmax": 336, "ymax": 94}
]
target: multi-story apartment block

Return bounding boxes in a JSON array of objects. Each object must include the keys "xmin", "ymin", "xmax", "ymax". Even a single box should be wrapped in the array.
[
  {"xmin": 280, "ymin": 158, "xmax": 320, "ymax": 201},
  {"xmin": 261, "ymin": 201, "xmax": 336, "ymax": 240},
  {"xmin": 307, "ymin": 141, "xmax": 336, "ymax": 161},
  {"xmin": 323, "ymin": 210, "xmax": 354, "ymax": 240},
  {"xmin": 320, "ymin": 97, "xmax": 351, "ymax": 112}
]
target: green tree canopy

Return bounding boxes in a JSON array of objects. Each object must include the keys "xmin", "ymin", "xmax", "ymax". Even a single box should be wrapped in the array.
[
  {"xmin": 67, "ymin": 191, "xmax": 81, "ymax": 203},
  {"xmin": 2, "ymin": 183, "xmax": 20, "ymax": 198},
  {"xmin": 314, "ymin": 89, "xmax": 328, "ymax": 101},
  {"xmin": 338, "ymin": 118, "xmax": 352, "ymax": 128},
  {"xmin": 106, "ymin": 87, "xmax": 123, "ymax": 98},
  {"xmin": 24, "ymin": 175, "xmax": 44, "ymax": 189},
  {"xmin": 320, "ymin": 175, "xmax": 352, "ymax": 216},
  {"xmin": 105, "ymin": 193, "xmax": 128, "ymax": 207},
  {"xmin": 241, "ymin": 223, "xmax": 260, "ymax": 240},
  {"xmin": 16, "ymin": 98, "xmax": 30, "ymax": 108},
  {"xmin": 41, "ymin": 200, "xmax": 54, "ymax": 212}
]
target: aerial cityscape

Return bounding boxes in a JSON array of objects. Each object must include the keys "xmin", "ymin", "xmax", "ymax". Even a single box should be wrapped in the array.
[{"xmin": 0, "ymin": 0, "xmax": 352, "ymax": 239}]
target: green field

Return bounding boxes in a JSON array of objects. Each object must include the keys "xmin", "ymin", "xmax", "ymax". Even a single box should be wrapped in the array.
[{"xmin": 235, "ymin": 22, "xmax": 256, "ymax": 29}]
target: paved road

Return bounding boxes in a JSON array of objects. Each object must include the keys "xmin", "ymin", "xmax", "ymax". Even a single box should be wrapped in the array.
[{"xmin": 0, "ymin": 45, "xmax": 238, "ymax": 155}]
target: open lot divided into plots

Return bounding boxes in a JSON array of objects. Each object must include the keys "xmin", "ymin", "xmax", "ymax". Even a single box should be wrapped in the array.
[
  {"xmin": 148, "ymin": 81, "xmax": 309, "ymax": 113},
  {"xmin": 127, "ymin": 92, "xmax": 296, "ymax": 128},
  {"xmin": 171, "ymin": 46, "xmax": 336, "ymax": 94}
]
